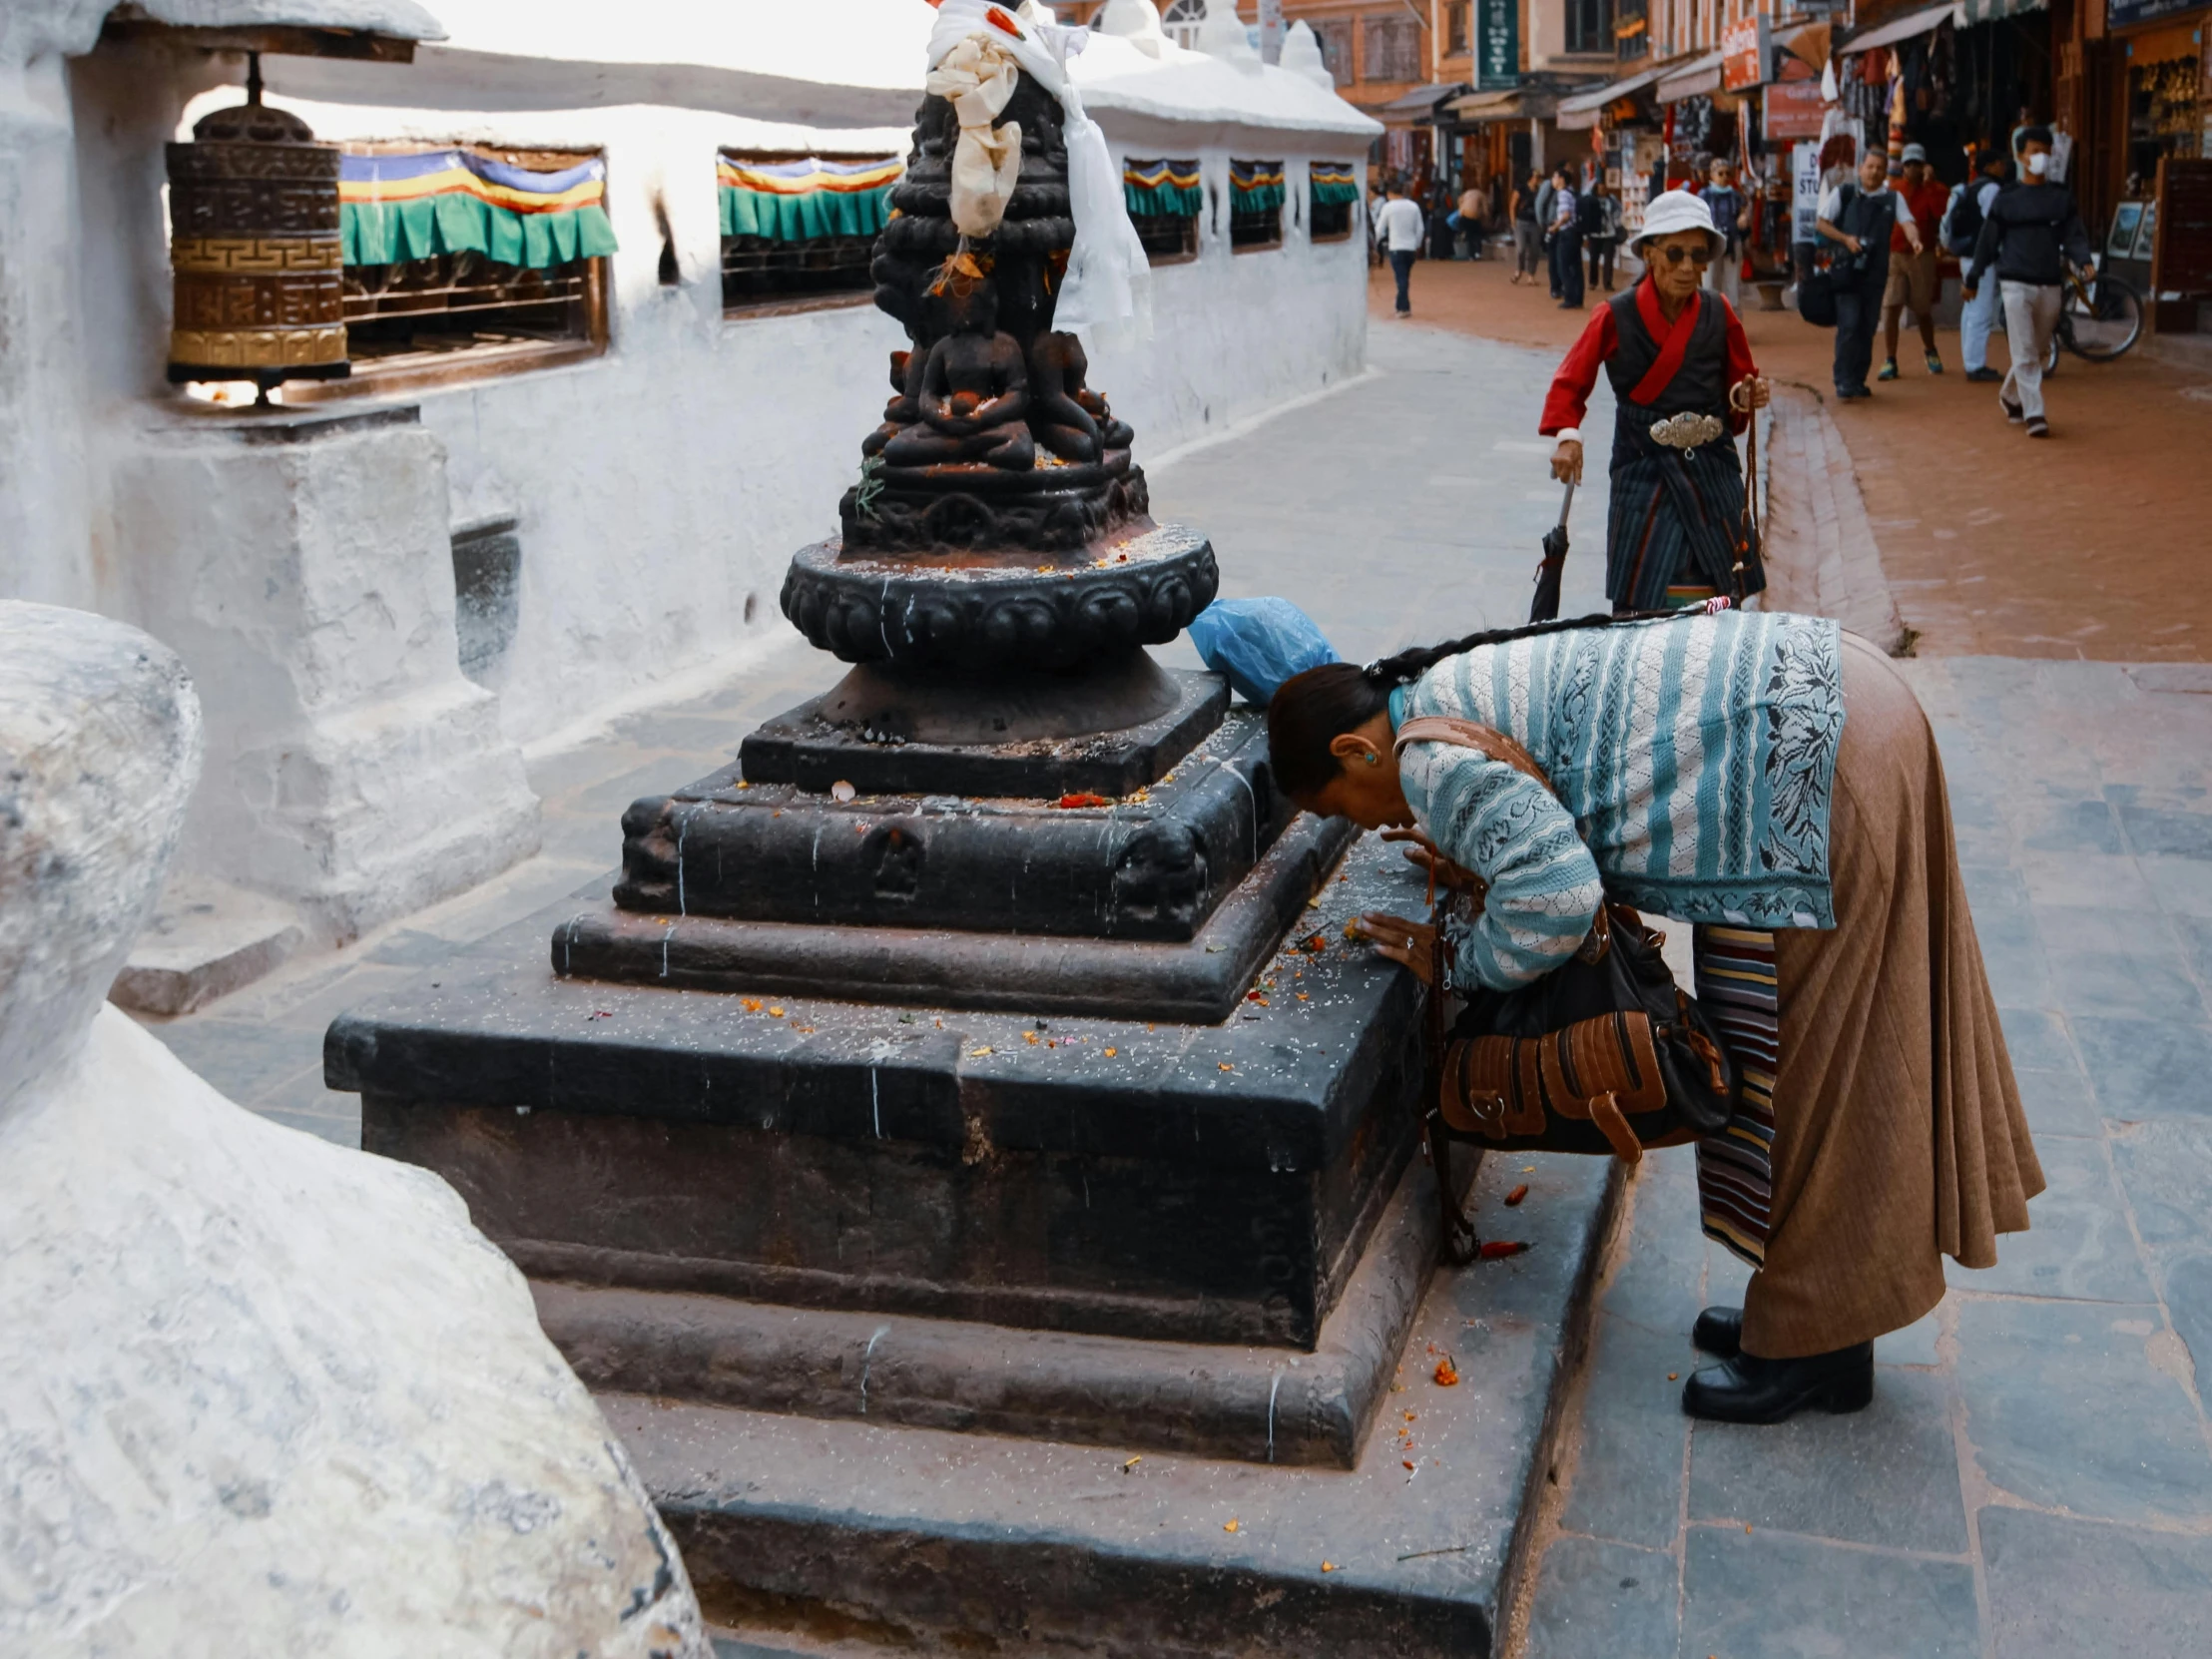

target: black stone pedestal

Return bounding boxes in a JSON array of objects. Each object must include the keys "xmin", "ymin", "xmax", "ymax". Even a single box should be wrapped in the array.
[{"xmin": 331, "ymin": 832, "xmax": 1422, "ymax": 1356}]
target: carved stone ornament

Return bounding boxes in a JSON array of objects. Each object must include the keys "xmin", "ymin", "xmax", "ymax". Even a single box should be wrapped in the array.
[
  {"xmin": 782, "ymin": 523, "xmax": 1216, "ymax": 672},
  {"xmin": 830, "ymin": 62, "xmax": 1146, "ymax": 558}
]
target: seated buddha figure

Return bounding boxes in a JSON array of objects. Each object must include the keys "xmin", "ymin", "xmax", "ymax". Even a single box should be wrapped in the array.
[{"xmin": 880, "ymin": 277, "xmax": 1036, "ymax": 471}]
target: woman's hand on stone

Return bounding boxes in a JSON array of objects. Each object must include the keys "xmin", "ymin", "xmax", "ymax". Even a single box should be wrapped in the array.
[
  {"xmin": 1352, "ymin": 912, "xmax": 1437, "ymax": 983},
  {"xmin": 1550, "ymin": 438, "xmax": 1584, "ymax": 484},
  {"xmin": 1382, "ymin": 829, "xmax": 1487, "ymax": 898}
]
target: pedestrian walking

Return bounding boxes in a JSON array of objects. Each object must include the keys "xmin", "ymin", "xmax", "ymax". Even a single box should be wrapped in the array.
[
  {"xmin": 1945, "ymin": 149, "xmax": 2010, "ymax": 382},
  {"xmin": 1815, "ymin": 149, "xmax": 1925, "ymax": 399},
  {"xmin": 1964, "ymin": 127, "xmax": 2092, "ymax": 439},
  {"xmin": 1548, "ymin": 166, "xmax": 1585, "ymax": 309},
  {"xmin": 1697, "ymin": 159, "xmax": 1751, "ymax": 306},
  {"xmin": 1373, "ymin": 176, "xmax": 1426, "ymax": 318},
  {"xmin": 1582, "ymin": 174, "xmax": 1622, "ymax": 290},
  {"xmin": 1265, "ymin": 603, "xmax": 2040, "ymax": 1425},
  {"xmin": 1457, "ymin": 178, "xmax": 1489, "ymax": 259},
  {"xmin": 1534, "ymin": 170, "xmax": 1559, "ymax": 295},
  {"xmin": 1537, "ymin": 189, "xmax": 1767, "ymax": 611},
  {"xmin": 1510, "ymin": 171, "xmax": 1543, "ymax": 283},
  {"xmin": 1878, "ymin": 144, "xmax": 1954, "ymax": 380}
]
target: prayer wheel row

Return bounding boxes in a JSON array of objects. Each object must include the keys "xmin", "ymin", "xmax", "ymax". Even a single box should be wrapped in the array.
[{"xmin": 165, "ymin": 97, "xmax": 350, "ymax": 388}]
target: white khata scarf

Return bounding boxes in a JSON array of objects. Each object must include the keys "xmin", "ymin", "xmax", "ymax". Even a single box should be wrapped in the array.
[{"xmin": 924, "ymin": 0, "xmax": 1152, "ymax": 342}]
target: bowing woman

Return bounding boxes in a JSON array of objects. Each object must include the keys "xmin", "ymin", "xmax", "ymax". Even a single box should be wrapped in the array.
[
  {"xmin": 1262, "ymin": 605, "xmax": 2043, "ymax": 1423},
  {"xmin": 1543, "ymin": 190, "xmax": 1769, "ymax": 614}
]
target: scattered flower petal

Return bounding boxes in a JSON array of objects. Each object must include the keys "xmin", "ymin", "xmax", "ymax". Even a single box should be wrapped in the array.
[
  {"xmin": 1433, "ymin": 1359, "xmax": 1459, "ymax": 1386},
  {"xmin": 830, "ymin": 780, "xmax": 856, "ymax": 803},
  {"xmin": 1504, "ymin": 1184, "xmax": 1529, "ymax": 1207}
]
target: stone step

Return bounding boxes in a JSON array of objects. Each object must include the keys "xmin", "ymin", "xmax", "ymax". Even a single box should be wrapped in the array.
[
  {"xmin": 534, "ymin": 1152, "xmax": 1462, "ymax": 1468},
  {"xmin": 608, "ymin": 1154, "xmax": 1621, "ymax": 1659}
]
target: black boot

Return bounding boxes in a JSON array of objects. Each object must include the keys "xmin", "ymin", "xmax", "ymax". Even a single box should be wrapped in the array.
[
  {"xmin": 1682, "ymin": 1343, "xmax": 1875, "ymax": 1423},
  {"xmin": 1692, "ymin": 1305, "xmax": 1743, "ymax": 1358}
]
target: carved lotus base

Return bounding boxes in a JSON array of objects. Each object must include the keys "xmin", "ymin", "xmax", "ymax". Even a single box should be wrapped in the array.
[{"xmin": 780, "ymin": 520, "xmax": 1216, "ymax": 673}]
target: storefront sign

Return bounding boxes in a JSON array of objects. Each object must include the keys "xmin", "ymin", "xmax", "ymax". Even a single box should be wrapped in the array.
[
  {"xmin": 1765, "ymin": 79, "xmax": 1828, "ymax": 142},
  {"xmin": 2106, "ymin": 0, "xmax": 2207, "ymax": 27},
  {"xmin": 1792, "ymin": 141, "xmax": 1823, "ymax": 247},
  {"xmin": 1477, "ymin": 0, "xmax": 1520, "ymax": 91},
  {"xmin": 1723, "ymin": 18, "xmax": 1771, "ymax": 92}
]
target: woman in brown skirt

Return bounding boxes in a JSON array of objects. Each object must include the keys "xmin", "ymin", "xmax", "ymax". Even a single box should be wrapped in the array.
[{"xmin": 1263, "ymin": 606, "xmax": 2043, "ymax": 1423}]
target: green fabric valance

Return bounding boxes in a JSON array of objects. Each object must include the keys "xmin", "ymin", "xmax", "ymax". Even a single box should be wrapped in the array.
[
  {"xmin": 1312, "ymin": 180, "xmax": 1363, "ymax": 206},
  {"xmin": 1123, "ymin": 158, "xmax": 1203, "ymax": 220},
  {"xmin": 341, "ymin": 197, "xmax": 618, "ymax": 270},
  {"xmin": 1232, "ymin": 184, "xmax": 1286, "ymax": 214},
  {"xmin": 719, "ymin": 184, "xmax": 895, "ymax": 243}
]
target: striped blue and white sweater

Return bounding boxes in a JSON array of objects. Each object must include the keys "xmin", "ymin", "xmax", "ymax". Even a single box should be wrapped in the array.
[{"xmin": 1389, "ymin": 610, "xmax": 1845, "ymax": 993}]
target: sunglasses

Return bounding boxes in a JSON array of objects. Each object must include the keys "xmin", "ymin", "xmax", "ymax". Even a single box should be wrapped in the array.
[{"xmin": 1660, "ymin": 245, "xmax": 1714, "ymax": 267}]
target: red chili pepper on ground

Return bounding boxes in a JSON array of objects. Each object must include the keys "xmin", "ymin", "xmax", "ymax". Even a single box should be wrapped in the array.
[
  {"xmin": 1056, "ymin": 793, "xmax": 1111, "ymax": 809},
  {"xmin": 1479, "ymin": 1240, "xmax": 1530, "ymax": 1260},
  {"xmin": 1504, "ymin": 1184, "xmax": 1529, "ymax": 1207}
]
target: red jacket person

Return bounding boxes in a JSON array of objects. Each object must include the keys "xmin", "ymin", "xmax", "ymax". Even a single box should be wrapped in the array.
[{"xmin": 1540, "ymin": 190, "xmax": 1771, "ymax": 613}]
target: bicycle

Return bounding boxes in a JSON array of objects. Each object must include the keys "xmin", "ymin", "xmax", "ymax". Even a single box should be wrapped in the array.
[{"xmin": 2043, "ymin": 263, "xmax": 2145, "ymax": 367}]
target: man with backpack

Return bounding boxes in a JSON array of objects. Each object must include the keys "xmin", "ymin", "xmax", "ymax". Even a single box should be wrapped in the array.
[
  {"xmin": 1964, "ymin": 126, "xmax": 2093, "ymax": 438},
  {"xmin": 1815, "ymin": 148, "xmax": 1925, "ymax": 399},
  {"xmin": 1944, "ymin": 149, "xmax": 2010, "ymax": 382}
]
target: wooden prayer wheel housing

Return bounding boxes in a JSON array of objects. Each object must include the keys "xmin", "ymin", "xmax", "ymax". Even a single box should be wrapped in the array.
[{"xmin": 165, "ymin": 85, "xmax": 349, "ymax": 390}]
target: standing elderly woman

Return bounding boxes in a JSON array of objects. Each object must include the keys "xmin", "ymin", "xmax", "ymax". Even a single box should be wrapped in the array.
[
  {"xmin": 1264, "ymin": 606, "xmax": 2043, "ymax": 1423},
  {"xmin": 1541, "ymin": 189, "xmax": 1766, "ymax": 614}
]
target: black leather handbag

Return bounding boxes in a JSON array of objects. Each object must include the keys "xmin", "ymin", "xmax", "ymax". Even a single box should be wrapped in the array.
[{"xmin": 1395, "ymin": 717, "xmax": 1741, "ymax": 1263}]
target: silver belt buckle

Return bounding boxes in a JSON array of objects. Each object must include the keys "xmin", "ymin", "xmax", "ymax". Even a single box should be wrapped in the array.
[{"xmin": 1650, "ymin": 411, "xmax": 1725, "ymax": 451}]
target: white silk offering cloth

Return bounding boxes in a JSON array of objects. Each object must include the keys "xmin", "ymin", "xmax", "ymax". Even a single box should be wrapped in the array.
[{"xmin": 924, "ymin": 0, "xmax": 1151, "ymax": 341}]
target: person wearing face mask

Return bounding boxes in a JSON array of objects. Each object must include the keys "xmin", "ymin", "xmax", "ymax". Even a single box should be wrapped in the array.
[
  {"xmin": 1815, "ymin": 149, "xmax": 1925, "ymax": 400},
  {"xmin": 1539, "ymin": 190, "xmax": 1770, "ymax": 613},
  {"xmin": 1964, "ymin": 127, "xmax": 2093, "ymax": 439}
]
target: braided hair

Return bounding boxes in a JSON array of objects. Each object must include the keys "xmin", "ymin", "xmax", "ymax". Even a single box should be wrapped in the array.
[{"xmin": 1268, "ymin": 607, "xmax": 1706, "ymax": 800}]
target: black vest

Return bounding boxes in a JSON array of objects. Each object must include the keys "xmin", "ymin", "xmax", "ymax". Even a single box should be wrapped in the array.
[{"xmin": 1603, "ymin": 287, "xmax": 1730, "ymax": 420}]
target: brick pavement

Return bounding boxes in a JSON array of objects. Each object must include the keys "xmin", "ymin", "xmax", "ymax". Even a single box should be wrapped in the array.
[{"xmin": 139, "ymin": 320, "xmax": 2212, "ymax": 1656}]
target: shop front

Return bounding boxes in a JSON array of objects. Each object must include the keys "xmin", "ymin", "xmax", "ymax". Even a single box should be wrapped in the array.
[{"xmin": 2088, "ymin": 0, "xmax": 2210, "ymax": 330}]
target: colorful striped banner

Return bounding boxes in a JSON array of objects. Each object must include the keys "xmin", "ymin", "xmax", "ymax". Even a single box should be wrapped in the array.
[
  {"xmin": 1310, "ymin": 162, "xmax": 1362, "ymax": 207},
  {"xmin": 719, "ymin": 154, "xmax": 904, "ymax": 243},
  {"xmin": 1123, "ymin": 157, "xmax": 1203, "ymax": 219},
  {"xmin": 339, "ymin": 148, "xmax": 616, "ymax": 269},
  {"xmin": 1230, "ymin": 160, "xmax": 1286, "ymax": 214}
]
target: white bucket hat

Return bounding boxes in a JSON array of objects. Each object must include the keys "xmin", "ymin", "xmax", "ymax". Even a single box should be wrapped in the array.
[{"xmin": 1630, "ymin": 189, "xmax": 1724, "ymax": 259}]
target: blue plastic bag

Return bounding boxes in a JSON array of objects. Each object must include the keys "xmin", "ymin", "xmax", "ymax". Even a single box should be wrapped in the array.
[{"xmin": 1185, "ymin": 597, "xmax": 1341, "ymax": 708}]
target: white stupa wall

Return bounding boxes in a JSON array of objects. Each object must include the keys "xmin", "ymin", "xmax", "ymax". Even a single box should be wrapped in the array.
[{"xmin": 16, "ymin": 5, "xmax": 1377, "ymax": 936}]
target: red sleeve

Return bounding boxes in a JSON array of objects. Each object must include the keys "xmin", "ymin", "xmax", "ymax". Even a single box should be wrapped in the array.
[
  {"xmin": 1721, "ymin": 299, "xmax": 1759, "ymax": 434},
  {"xmin": 1539, "ymin": 304, "xmax": 1617, "ymax": 435}
]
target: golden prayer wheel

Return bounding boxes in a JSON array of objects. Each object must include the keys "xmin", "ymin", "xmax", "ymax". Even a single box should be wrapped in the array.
[{"xmin": 165, "ymin": 69, "xmax": 349, "ymax": 391}]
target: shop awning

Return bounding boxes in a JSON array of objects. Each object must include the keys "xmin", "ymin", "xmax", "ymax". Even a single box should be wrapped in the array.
[
  {"xmin": 1557, "ymin": 58, "xmax": 1677, "ymax": 117},
  {"xmin": 1840, "ymin": 3, "xmax": 1962, "ymax": 54},
  {"xmin": 1654, "ymin": 50, "xmax": 1724, "ymax": 102},
  {"xmin": 1953, "ymin": 0, "xmax": 2045, "ymax": 23},
  {"xmin": 1444, "ymin": 86, "xmax": 1557, "ymax": 121},
  {"xmin": 1373, "ymin": 82, "xmax": 1470, "ymax": 118}
]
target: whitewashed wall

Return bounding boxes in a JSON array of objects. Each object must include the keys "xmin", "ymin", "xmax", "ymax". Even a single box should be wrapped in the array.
[{"xmin": 224, "ymin": 95, "xmax": 1372, "ymax": 749}]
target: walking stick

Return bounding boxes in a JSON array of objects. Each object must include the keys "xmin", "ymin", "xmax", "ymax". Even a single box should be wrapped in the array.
[{"xmin": 1528, "ymin": 475, "xmax": 1576, "ymax": 624}]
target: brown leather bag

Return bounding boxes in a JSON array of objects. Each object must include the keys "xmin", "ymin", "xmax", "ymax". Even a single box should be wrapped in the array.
[{"xmin": 1395, "ymin": 716, "xmax": 1740, "ymax": 1264}]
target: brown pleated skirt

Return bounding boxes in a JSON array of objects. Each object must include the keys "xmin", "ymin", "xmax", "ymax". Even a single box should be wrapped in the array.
[{"xmin": 1740, "ymin": 631, "xmax": 2045, "ymax": 1359}]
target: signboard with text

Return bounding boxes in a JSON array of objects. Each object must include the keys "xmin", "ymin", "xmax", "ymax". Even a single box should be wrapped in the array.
[
  {"xmin": 1764, "ymin": 79, "xmax": 1828, "ymax": 142},
  {"xmin": 1477, "ymin": 0, "xmax": 1519, "ymax": 91},
  {"xmin": 1722, "ymin": 18, "xmax": 1770, "ymax": 92},
  {"xmin": 1792, "ymin": 142, "xmax": 1823, "ymax": 248}
]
